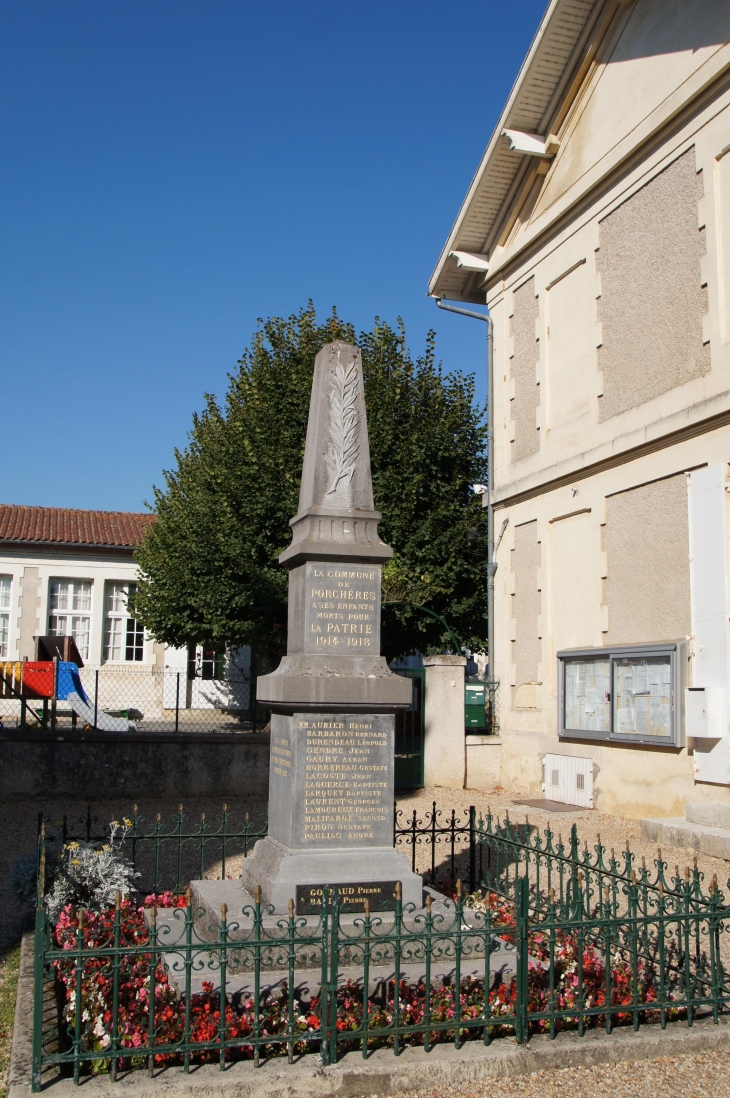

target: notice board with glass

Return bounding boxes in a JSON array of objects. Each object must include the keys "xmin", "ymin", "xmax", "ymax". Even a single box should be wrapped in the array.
[{"xmin": 558, "ymin": 643, "xmax": 685, "ymax": 746}]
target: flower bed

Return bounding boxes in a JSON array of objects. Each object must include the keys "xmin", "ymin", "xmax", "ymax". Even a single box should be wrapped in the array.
[{"xmin": 49, "ymin": 887, "xmax": 686, "ymax": 1076}]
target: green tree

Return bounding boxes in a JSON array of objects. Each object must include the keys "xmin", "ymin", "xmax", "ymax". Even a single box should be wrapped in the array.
[{"xmin": 132, "ymin": 303, "xmax": 488, "ymax": 663}]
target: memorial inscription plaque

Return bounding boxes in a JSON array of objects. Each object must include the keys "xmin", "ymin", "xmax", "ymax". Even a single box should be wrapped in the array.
[
  {"xmin": 268, "ymin": 712, "xmax": 393, "ymax": 849},
  {"xmin": 304, "ymin": 562, "xmax": 381, "ymax": 652}
]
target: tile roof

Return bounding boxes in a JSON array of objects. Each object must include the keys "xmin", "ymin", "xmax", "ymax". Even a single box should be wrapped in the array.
[{"xmin": 0, "ymin": 505, "xmax": 155, "ymax": 548}]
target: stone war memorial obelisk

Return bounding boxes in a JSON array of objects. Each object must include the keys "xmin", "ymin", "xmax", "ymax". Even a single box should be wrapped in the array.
[{"xmin": 241, "ymin": 340, "xmax": 422, "ymax": 914}]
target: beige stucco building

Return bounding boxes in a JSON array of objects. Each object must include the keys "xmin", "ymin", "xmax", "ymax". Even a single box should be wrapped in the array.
[{"xmin": 430, "ymin": 0, "xmax": 730, "ymax": 817}]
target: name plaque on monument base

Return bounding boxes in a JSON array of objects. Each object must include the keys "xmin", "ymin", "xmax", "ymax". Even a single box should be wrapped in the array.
[{"xmin": 295, "ymin": 881, "xmax": 398, "ymax": 916}]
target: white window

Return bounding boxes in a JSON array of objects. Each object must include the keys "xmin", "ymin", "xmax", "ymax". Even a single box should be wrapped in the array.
[
  {"xmin": 103, "ymin": 582, "xmax": 144, "ymax": 662},
  {"xmin": 0, "ymin": 576, "xmax": 11, "ymax": 658},
  {"xmin": 49, "ymin": 580, "xmax": 92, "ymax": 661}
]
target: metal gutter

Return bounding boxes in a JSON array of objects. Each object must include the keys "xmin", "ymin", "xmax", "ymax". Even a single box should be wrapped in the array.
[{"xmin": 0, "ymin": 540, "xmax": 139, "ymax": 551}]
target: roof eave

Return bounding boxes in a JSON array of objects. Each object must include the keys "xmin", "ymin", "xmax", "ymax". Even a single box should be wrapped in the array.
[
  {"xmin": 428, "ymin": 0, "xmax": 597, "ymax": 303},
  {"xmin": 0, "ymin": 539, "xmax": 140, "ymax": 552}
]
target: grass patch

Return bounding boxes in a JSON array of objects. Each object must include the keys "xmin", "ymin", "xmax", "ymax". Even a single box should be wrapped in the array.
[{"xmin": 0, "ymin": 943, "xmax": 21, "ymax": 1098}]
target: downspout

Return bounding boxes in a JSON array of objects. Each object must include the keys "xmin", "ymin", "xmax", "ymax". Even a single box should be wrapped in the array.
[{"xmin": 434, "ymin": 298, "xmax": 498, "ymax": 684}]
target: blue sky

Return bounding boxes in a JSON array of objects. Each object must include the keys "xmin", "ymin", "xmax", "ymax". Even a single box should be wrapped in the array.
[{"xmin": 1, "ymin": 1, "xmax": 545, "ymax": 511}]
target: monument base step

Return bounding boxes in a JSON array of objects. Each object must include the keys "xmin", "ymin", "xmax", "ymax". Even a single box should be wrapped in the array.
[
  {"xmin": 238, "ymin": 835, "xmax": 424, "ymax": 913},
  {"xmin": 640, "ymin": 815, "xmax": 730, "ymax": 860},
  {"xmin": 147, "ymin": 883, "xmax": 492, "ymax": 977}
]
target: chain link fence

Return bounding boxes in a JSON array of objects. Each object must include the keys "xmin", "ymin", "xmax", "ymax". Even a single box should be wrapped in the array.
[{"xmin": 0, "ymin": 663, "xmax": 265, "ymax": 734}]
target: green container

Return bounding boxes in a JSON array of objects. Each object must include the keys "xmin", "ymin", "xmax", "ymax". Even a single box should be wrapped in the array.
[{"xmin": 465, "ymin": 682, "xmax": 486, "ymax": 729}]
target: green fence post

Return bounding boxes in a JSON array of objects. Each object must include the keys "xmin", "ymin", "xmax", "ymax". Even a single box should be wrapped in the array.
[
  {"xmin": 570, "ymin": 823, "xmax": 579, "ymax": 866},
  {"xmin": 329, "ymin": 889, "xmax": 340, "ymax": 1065},
  {"xmin": 20, "ymin": 658, "xmax": 27, "ymax": 728},
  {"xmin": 515, "ymin": 875, "xmax": 529, "ymax": 1043},
  {"xmin": 31, "ymin": 903, "xmax": 47, "ymax": 1092},
  {"xmin": 51, "ymin": 656, "xmax": 58, "ymax": 731},
  {"xmin": 469, "ymin": 807, "xmax": 476, "ymax": 894},
  {"xmin": 318, "ymin": 889, "xmax": 329, "ymax": 1066}
]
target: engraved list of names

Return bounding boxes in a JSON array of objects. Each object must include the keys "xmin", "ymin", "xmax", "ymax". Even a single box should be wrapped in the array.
[
  {"xmin": 300, "ymin": 713, "xmax": 392, "ymax": 846},
  {"xmin": 304, "ymin": 562, "xmax": 381, "ymax": 653}
]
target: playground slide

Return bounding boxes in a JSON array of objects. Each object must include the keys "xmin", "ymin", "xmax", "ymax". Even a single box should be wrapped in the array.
[
  {"xmin": 65, "ymin": 690, "xmax": 136, "ymax": 732},
  {"xmin": 2, "ymin": 660, "xmax": 136, "ymax": 731}
]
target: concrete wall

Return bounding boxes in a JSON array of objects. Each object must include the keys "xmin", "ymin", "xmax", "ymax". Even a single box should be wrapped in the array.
[
  {"xmin": 423, "ymin": 655, "xmax": 466, "ymax": 789},
  {"xmin": 480, "ymin": 25, "xmax": 730, "ymax": 819},
  {"xmin": 0, "ymin": 543, "xmax": 145, "ymax": 667},
  {"xmin": 489, "ymin": 109, "xmax": 730, "ymax": 495},
  {"xmin": 16, "ymin": 567, "xmax": 40, "ymax": 661},
  {"xmin": 498, "ymin": 727, "xmax": 708, "ymax": 821},
  {"xmin": 0, "ymin": 729, "xmax": 270, "ymax": 801},
  {"xmin": 465, "ymin": 735, "xmax": 501, "ymax": 791},
  {"xmin": 490, "ymin": 429, "xmax": 730, "ymax": 818},
  {"xmin": 530, "ymin": 0, "xmax": 730, "ymax": 233}
]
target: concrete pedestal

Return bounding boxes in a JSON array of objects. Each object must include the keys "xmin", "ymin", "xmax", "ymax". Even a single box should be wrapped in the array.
[
  {"xmin": 423, "ymin": 655, "xmax": 466, "ymax": 789},
  {"xmin": 240, "ymin": 836, "xmax": 423, "ymax": 911}
]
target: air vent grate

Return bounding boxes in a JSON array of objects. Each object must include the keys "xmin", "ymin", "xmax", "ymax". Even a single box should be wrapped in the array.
[{"xmin": 543, "ymin": 753, "xmax": 593, "ymax": 808}]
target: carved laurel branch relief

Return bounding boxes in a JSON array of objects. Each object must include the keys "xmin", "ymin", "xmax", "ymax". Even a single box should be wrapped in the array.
[{"xmin": 325, "ymin": 360, "xmax": 360, "ymax": 495}]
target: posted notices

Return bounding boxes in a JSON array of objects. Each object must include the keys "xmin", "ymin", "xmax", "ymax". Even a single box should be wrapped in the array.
[
  {"xmin": 300, "ymin": 714, "xmax": 391, "ymax": 845},
  {"xmin": 304, "ymin": 562, "xmax": 381, "ymax": 653}
]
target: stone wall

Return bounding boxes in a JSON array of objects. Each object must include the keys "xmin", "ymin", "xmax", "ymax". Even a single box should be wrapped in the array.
[
  {"xmin": 0, "ymin": 731, "xmax": 270, "ymax": 949},
  {"xmin": 0, "ymin": 729, "xmax": 270, "ymax": 801}
]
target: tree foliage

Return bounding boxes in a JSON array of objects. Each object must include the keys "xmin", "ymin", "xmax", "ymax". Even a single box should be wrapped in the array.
[{"xmin": 132, "ymin": 303, "xmax": 488, "ymax": 663}]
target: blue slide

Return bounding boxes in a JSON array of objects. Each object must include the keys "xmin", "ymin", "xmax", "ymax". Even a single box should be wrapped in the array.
[{"xmin": 56, "ymin": 662, "xmax": 135, "ymax": 732}]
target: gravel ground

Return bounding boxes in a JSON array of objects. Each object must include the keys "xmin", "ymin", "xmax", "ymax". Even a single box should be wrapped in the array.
[
  {"xmin": 396, "ymin": 786, "xmax": 730, "ymax": 893},
  {"xmin": 393, "ymin": 1049, "xmax": 730, "ymax": 1098}
]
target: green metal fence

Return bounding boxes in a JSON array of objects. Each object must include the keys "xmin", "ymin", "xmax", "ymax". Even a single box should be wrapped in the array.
[
  {"xmin": 393, "ymin": 668, "xmax": 425, "ymax": 790},
  {"xmin": 31, "ymin": 803, "xmax": 730, "ymax": 1088},
  {"xmin": 41, "ymin": 805, "xmax": 269, "ymax": 896}
]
